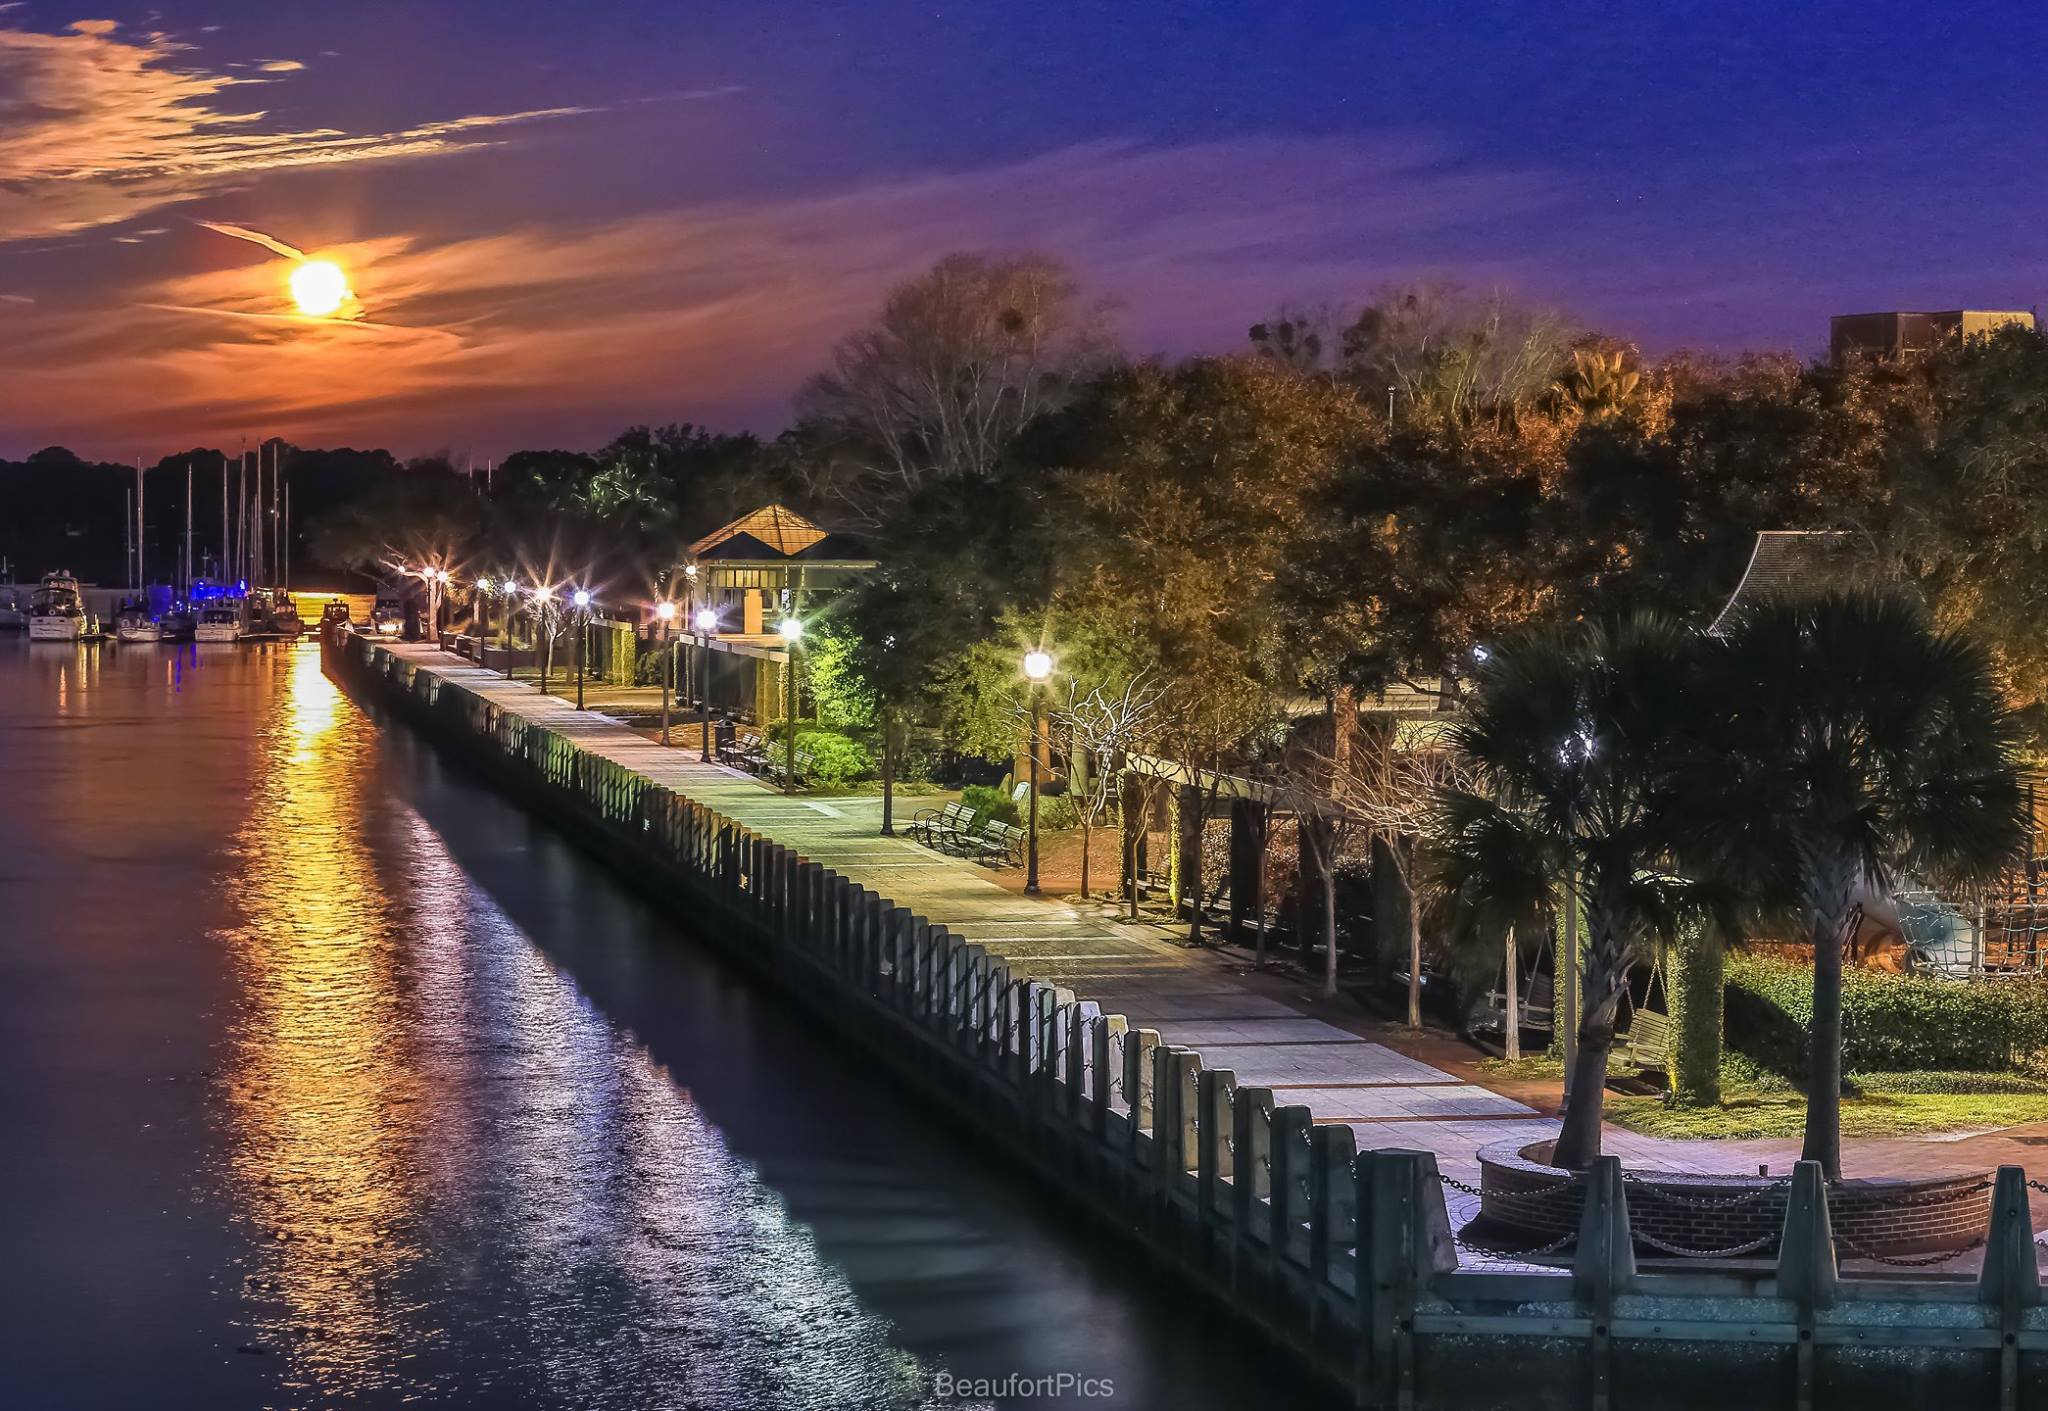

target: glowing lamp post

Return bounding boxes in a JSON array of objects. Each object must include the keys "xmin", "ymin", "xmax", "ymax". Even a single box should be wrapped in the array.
[
  {"xmin": 572, "ymin": 588, "xmax": 592, "ymax": 709},
  {"xmin": 1022, "ymin": 649, "xmax": 1054, "ymax": 894},
  {"xmin": 533, "ymin": 585, "xmax": 555, "ymax": 693},
  {"xmin": 695, "ymin": 607, "xmax": 718, "ymax": 762},
  {"xmin": 654, "ymin": 600, "xmax": 676, "ymax": 745},
  {"xmin": 474, "ymin": 577, "xmax": 493, "ymax": 656},
  {"xmin": 501, "ymin": 582, "xmax": 520, "ymax": 678},
  {"xmin": 779, "ymin": 616, "xmax": 803, "ymax": 793}
]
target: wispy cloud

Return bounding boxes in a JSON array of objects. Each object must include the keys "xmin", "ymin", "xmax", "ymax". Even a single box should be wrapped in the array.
[
  {"xmin": 0, "ymin": 134, "xmax": 1570, "ymax": 453},
  {"xmin": 0, "ymin": 19, "xmax": 607, "ymax": 242}
]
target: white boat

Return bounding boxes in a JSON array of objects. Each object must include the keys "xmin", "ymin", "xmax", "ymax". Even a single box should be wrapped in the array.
[
  {"xmin": 28, "ymin": 572, "xmax": 87, "ymax": 642},
  {"xmin": 0, "ymin": 585, "xmax": 25, "ymax": 631},
  {"xmin": 195, "ymin": 605, "xmax": 244, "ymax": 643},
  {"xmin": 116, "ymin": 607, "xmax": 164, "ymax": 643}
]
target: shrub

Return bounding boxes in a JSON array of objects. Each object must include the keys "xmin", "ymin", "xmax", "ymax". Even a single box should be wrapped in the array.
[
  {"xmin": 797, "ymin": 730, "xmax": 874, "ymax": 786},
  {"xmin": 960, "ymin": 782, "xmax": 1022, "ymax": 826},
  {"xmin": 633, "ymin": 640, "xmax": 674, "ymax": 686},
  {"xmin": 1725, "ymin": 953, "xmax": 2048, "ymax": 1075},
  {"xmin": 1037, "ymin": 793, "xmax": 1081, "ymax": 830}
]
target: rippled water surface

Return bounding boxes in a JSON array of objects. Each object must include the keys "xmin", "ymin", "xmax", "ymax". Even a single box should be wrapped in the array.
[{"xmin": 0, "ymin": 640, "xmax": 1324, "ymax": 1410}]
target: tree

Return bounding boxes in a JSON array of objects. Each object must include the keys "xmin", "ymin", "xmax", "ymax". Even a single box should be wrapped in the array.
[
  {"xmin": 1053, "ymin": 670, "xmax": 1170, "ymax": 898},
  {"xmin": 1429, "ymin": 788, "xmax": 1564, "ymax": 1062},
  {"xmin": 1435, "ymin": 616, "xmax": 1698, "ymax": 1169},
  {"xmin": 795, "ymin": 252, "xmax": 1111, "ymax": 522},
  {"xmin": 1340, "ymin": 721, "xmax": 1475, "ymax": 1028},
  {"xmin": 1338, "ymin": 283, "xmax": 1576, "ymax": 426},
  {"xmin": 1890, "ymin": 323, "xmax": 2048, "ymax": 742},
  {"xmin": 1700, "ymin": 591, "xmax": 2025, "ymax": 1179}
]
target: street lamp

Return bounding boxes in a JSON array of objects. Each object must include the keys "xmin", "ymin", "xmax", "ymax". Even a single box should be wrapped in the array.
[
  {"xmin": 695, "ymin": 606, "xmax": 718, "ymax": 762},
  {"xmin": 533, "ymin": 584, "xmax": 555, "ymax": 694},
  {"xmin": 474, "ymin": 577, "xmax": 492, "ymax": 657},
  {"xmin": 1022, "ymin": 648, "xmax": 1054, "ymax": 894},
  {"xmin": 572, "ymin": 588, "xmax": 592, "ymax": 709},
  {"xmin": 501, "ymin": 581, "xmax": 520, "ymax": 678},
  {"xmin": 779, "ymin": 615, "xmax": 803, "ymax": 793},
  {"xmin": 654, "ymin": 600, "xmax": 676, "ymax": 745}
]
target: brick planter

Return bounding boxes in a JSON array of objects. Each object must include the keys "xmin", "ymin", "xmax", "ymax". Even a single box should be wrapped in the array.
[{"xmin": 1475, "ymin": 1139, "xmax": 1992, "ymax": 1259}]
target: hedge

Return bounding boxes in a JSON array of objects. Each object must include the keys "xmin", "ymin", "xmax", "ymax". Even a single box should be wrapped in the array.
[
  {"xmin": 797, "ymin": 730, "xmax": 874, "ymax": 786},
  {"xmin": 1725, "ymin": 952, "xmax": 2048, "ymax": 1074}
]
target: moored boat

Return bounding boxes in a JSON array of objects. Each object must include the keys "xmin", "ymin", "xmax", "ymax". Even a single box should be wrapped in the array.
[
  {"xmin": 116, "ymin": 605, "xmax": 164, "ymax": 643},
  {"xmin": 28, "ymin": 572, "xmax": 87, "ymax": 642},
  {"xmin": 194, "ymin": 605, "xmax": 244, "ymax": 643}
]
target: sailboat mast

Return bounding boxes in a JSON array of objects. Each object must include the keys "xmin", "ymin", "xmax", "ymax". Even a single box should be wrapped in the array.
[
  {"xmin": 125, "ymin": 486, "xmax": 134, "ymax": 591},
  {"xmin": 185, "ymin": 465, "xmax": 194, "ymax": 593},
  {"xmin": 220, "ymin": 458, "xmax": 229, "ymax": 583},
  {"xmin": 135, "ymin": 456, "xmax": 145, "ymax": 591}
]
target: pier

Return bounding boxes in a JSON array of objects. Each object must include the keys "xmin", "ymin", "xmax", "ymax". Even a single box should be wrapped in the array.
[{"xmin": 329, "ymin": 632, "xmax": 2048, "ymax": 1410}]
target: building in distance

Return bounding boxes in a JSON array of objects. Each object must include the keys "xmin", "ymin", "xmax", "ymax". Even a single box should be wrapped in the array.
[{"xmin": 1830, "ymin": 308, "xmax": 2035, "ymax": 363}]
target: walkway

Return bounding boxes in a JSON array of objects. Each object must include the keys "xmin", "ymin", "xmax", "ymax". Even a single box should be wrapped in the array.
[
  {"xmin": 389, "ymin": 645, "xmax": 1548, "ymax": 1180},
  {"xmin": 385, "ymin": 645, "xmax": 2043, "ymax": 1263}
]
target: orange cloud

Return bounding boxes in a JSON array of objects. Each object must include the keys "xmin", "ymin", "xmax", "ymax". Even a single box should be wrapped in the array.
[
  {"xmin": 0, "ymin": 133, "xmax": 1567, "ymax": 457},
  {"xmin": 0, "ymin": 19, "xmax": 598, "ymax": 242}
]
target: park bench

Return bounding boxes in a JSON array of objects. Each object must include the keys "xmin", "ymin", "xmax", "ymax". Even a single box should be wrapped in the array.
[
  {"xmin": 966, "ymin": 820, "xmax": 1027, "ymax": 869},
  {"xmin": 763, "ymin": 746, "xmax": 815, "ymax": 788},
  {"xmin": 1617, "ymin": 1009, "xmax": 1674, "ymax": 1075},
  {"xmin": 721, "ymin": 728, "xmax": 770, "ymax": 772},
  {"xmin": 910, "ymin": 801, "xmax": 977, "ymax": 851}
]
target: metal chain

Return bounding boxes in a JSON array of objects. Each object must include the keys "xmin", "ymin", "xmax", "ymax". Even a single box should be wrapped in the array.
[
  {"xmin": 1456, "ymin": 1226, "xmax": 1578, "ymax": 1259},
  {"xmin": 1835, "ymin": 1232, "xmax": 1985, "ymax": 1268},
  {"xmin": 1620, "ymin": 1172, "xmax": 1793, "ymax": 1210},
  {"xmin": 1634, "ymin": 1229, "xmax": 1778, "ymax": 1259},
  {"xmin": 1440, "ymin": 1172, "xmax": 1580, "ymax": 1201}
]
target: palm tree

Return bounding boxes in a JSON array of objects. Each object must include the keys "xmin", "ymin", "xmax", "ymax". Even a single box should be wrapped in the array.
[
  {"xmin": 1703, "ymin": 591, "xmax": 2025, "ymax": 1180},
  {"xmin": 1436, "ymin": 616, "xmax": 1699, "ymax": 1168}
]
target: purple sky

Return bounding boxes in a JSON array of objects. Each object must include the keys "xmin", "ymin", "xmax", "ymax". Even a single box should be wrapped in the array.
[{"xmin": 1, "ymin": 2, "xmax": 2043, "ymax": 460}]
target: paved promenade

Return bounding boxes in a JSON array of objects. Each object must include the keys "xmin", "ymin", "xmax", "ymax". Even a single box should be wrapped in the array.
[
  {"xmin": 384, "ymin": 643, "xmax": 2040, "ymax": 1259},
  {"xmin": 387, "ymin": 646, "xmax": 1569, "ymax": 1175}
]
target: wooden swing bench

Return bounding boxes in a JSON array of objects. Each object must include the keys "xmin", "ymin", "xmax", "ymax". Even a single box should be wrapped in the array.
[{"xmin": 1616, "ymin": 1009, "xmax": 1674, "ymax": 1075}]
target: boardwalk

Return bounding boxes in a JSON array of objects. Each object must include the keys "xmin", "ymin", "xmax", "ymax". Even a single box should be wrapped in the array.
[{"xmin": 385, "ymin": 644, "xmax": 1558, "ymax": 1183}]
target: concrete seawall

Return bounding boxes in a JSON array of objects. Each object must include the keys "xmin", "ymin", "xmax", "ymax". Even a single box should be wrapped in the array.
[{"xmin": 328, "ymin": 631, "xmax": 2048, "ymax": 1410}]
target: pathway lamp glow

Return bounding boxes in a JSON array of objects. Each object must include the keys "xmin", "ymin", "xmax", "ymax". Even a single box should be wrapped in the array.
[
  {"xmin": 695, "ymin": 606, "xmax": 719, "ymax": 761},
  {"xmin": 501, "ymin": 581, "xmax": 520, "ymax": 678},
  {"xmin": 1022, "ymin": 649, "xmax": 1054, "ymax": 893},
  {"xmin": 779, "ymin": 616, "xmax": 802, "ymax": 793},
  {"xmin": 533, "ymin": 585, "xmax": 555, "ymax": 693},
  {"xmin": 654, "ymin": 600, "xmax": 676, "ymax": 745},
  {"xmin": 572, "ymin": 588, "xmax": 593, "ymax": 709},
  {"xmin": 474, "ymin": 576, "xmax": 493, "ymax": 657}
]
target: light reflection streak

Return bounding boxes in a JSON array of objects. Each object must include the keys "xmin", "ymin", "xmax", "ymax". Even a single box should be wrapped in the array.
[
  {"xmin": 221, "ymin": 646, "xmax": 922, "ymax": 1407},
  {"xmin": 221, "ymin": 645, "xmax": 433, "ymax": 1398}
]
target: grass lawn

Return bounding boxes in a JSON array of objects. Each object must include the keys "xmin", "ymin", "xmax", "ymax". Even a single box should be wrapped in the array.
[
  {"xmin": 1605, "ymin": 1090, "xmax": 2048, "ymax": 1140},
  {"xmin": 1473, "ymin": 1053, "xmax": 2048, "ymax": 1139}
]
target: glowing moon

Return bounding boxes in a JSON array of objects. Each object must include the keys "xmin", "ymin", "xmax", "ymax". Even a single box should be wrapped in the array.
[{"xmin": 289, "ymin": 259, "xmax": 351, "ymax": 317}]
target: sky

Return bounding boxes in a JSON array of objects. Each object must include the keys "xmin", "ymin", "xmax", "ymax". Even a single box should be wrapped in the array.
[{"xmin": 2, "ymin": 1, "xmax": 2046, "ymax": 461}]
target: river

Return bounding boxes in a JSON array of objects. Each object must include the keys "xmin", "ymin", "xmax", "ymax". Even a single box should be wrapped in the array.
[{"xmin": 0, "ymin": 638, "xmax": 1331, "ymax": 1410}]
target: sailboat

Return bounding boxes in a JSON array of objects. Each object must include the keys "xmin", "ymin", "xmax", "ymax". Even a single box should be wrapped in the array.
[{"xmin": 116, "ymin": 599, "xmax": 164, "ymax": 643}]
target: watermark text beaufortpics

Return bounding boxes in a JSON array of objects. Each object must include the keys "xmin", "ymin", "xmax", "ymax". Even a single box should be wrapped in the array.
[{"xmin": 932, "ymin": 1370, "xmax": 1116, "ymax": 1401}]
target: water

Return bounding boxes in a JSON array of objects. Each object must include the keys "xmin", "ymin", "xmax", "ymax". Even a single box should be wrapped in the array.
[{"xmin": 0, "ymin": 640, "xmax": 1328, "ymax": 1411}]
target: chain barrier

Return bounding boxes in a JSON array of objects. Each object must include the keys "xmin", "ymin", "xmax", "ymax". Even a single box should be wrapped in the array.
[
  {"xmin": 1439, "ymin": 1172, "xmax": 1580, "ymax": 1202},
  {"xmin": 1834, "ymin": 1231, "xmax": 1986, "ymax": 1268},
  {"xmin": 1455, "ymin": 1225, "xmax": 1579, "ymax": 1260},
  {"xmin": 1634, "ymin": 1229, "xmax": 1779, "ymax": 1260},
  {"xmin": 1620, "ymin": 1172, "xmax": 1793, "ymax": 1210}
]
